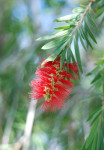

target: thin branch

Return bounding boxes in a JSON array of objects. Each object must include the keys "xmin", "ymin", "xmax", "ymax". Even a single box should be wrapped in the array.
[
  {"xmin": 22, "ymin": 100, "xmax": 37, "ymax": 150},
  {"xmin": 66, "ymin": 0, "xmax": 95, "ymax": 48},
  {"xmin": 73, "ymin": 0, "xmax": 94, "ymax": 33}
]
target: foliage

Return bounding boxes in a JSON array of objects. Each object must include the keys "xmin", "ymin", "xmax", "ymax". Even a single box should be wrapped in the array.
[
  {"xmin": 82, "ymin": 60, "xmax": 104, "ymax": 150},
  {"xmin": 37, "ymin": 0, "xmax": 104, "ymax": 149},
  {"xmin": 38, "ymin": 0, "xmax": 104, "ymax": 73},
  {"xmin": 0, "ymin": 0, "xmax": 104, "ymax": 150}
]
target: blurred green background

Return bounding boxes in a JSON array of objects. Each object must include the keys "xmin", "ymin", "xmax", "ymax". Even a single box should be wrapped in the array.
[{"xmin": 0, "ymin": 0, "xmax": 104, "ymax": 150}]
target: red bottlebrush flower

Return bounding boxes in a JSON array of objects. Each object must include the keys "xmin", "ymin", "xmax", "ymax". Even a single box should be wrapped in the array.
[{"xmin": 30, "ymin": 57, "xmax": 79, "ymax": 113}]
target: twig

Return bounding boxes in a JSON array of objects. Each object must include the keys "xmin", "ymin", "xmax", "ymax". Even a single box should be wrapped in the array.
[{"xmin": 73, "ymin": 0, "xmax": 94, "ymax": 33}]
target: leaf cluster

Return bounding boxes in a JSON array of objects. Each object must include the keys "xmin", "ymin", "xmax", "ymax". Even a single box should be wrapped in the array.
[
  {"xmin": 37, "ymin": 0, "xmax": 104, "ymax": 72},
  {"xmin": 87, "ymin": 59, "xmax": 104, "ymax": 92},
  {"xmin": 82, "ymin": 108, "xmax": 104, "ymax": 150},
  {"xmin": 37, "ymin": 1, "xmax": 104, "ymax": 149}
]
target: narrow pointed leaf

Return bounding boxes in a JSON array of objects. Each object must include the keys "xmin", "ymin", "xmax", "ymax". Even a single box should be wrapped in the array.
[
  {"xmin": 79, "ymin": 27, "xmax": 85, "ymax": 40},
  {"xmin": 101, "ymin": 116, "xmax": 104, "ymax": 138},
  {"xmin": 85, "ymin": 118, "xmax": 99, "ymax": 149},
  {"xmin": 82, "ymin": 141, "xmax": 86, "ymax": 150},
  {"xmin": 87, "ymin": 66, "xmax": 100, "ymax": 76},
  {"xmin": 72, "ymin": 7, "xmax": 84, "ymax": 13},
  {"xmin": 42, "ymin": 37, "xmax": 68, "ymax": 50},
  {"xmin": 66, "ymin": 47, "xmax": 71, "ymax": 64},
  {"xmin": 81, "ymin": 26, "xmax": 93, "ymax": 49},
  {"xmin": 94, "ymin": 7, "xmax": 104, "ymax": 18},
  {"xmin": 51, "ymin": 37, "xmax": 71, "ymax": 56},
  {"xmin": 74, "ymin": 32, "xmax": 83, "ymax": 72},
  {"xmin": 54, "ymin": 25, "xmax": 72, "ymax": 30},
  {"xmin": 101, "ymin": 141, "xmax": 104, "ymax": 150},
  {"xmin": 87, "ymin": 13, "xmax": 98, "ymax": 30},
  {"xmin": 79, "ymin": 31, "xmax": 87, "ymax": 51},
  {"xmin": 95, "ymin": 59, "xmax": 104, "ymax": 65},
  {"xmin": 85, "ymin": 22, "xmax": 97, "ymax": 44},
  {"xmin": 87, "ymin": 108, "xmax": 102, "ymax": 124},
  {"xmin": 54, "ymin": 14, "xmax": 78, "ymax": 22},
  {"xmin": 97, "ymin": 125, "xmax": 103, "ymax": 150},
  {"xmin": 91, "ymin": 132, "xmax": 98, "ymax": 150},
  {"xmin": 70, "ymin": 49, "xmax": 76, "ymax": 63},
  {"xmin": 91, "ymin": 73, "xmax": 101, "ymax": 84},
  {"xmin": 37, "ymin": 30, "xmax": 69, "ymax": 41},
  {"xmin": 60, "ymin": 49, "xmax": 66, "ymax": 69},
  {"xmin": 66, "ymin": 14, "xmax": 81, "ymax": 24}
]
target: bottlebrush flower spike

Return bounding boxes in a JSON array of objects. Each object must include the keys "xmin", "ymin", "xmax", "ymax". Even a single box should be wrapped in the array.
[{"xmin": 30, "ymin": 57, "xmax": 79, "ymax": 113}]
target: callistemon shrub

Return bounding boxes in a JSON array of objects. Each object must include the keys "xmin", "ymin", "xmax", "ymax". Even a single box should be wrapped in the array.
[{"xmin": 30, "ymin": 57, "xmax": 79, "ymax": 113}]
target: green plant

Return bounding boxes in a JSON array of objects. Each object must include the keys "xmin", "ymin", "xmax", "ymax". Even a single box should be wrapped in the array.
[{"xmin": 37, "ymin": 0, "xmax": 104, "ymax": 149}]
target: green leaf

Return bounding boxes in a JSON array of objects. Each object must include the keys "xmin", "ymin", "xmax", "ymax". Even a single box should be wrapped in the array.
[
  {"xmin": 51, "ymin": 37, "xmax": 71, "ymax": 57},
  {"xmin": 91, "ymin": 132, "xmax": 98, "ymax": 150},
  {"xmin": 97, "ymin": 125, "xmax": 103, "ymax": 150},
  {"xmin": 93, "ymin": 0, "xmax": 104, "ymax": 10},
  {"xmin": 81, "ymin": 25, "xmax": 93, "ymax": 49},
  {"xmin": 66, "ymin": 14, "xmax": 81, "ymax": 24},
  {"xmin": 54, "ymin": 13, "xmax": 78, "ymax": 22},
  {"xmin": 94, "ymin": 7, "xmax": 104, "ymax": 18},
  {"xmin": 91, "ymin": 73, "xmax": 101, "ymax": 84},
  {"xmin": 87, "ymin": 13, "xmax": 98, "ymax": 30},
  {"xmin": 95, "ymin": 59, "xmax": 104, "ymax": 65},
  {"xmin": 79, "ymin": 31, "xmax": 87, "ymax": 51},
  {"xmin": 51, "ymin": 46, "xmax": 63, "ymax": 56},
  {"xmin": 101, "ymin": 141, "xmax": 104, "ymax": 150},
  {"xmin": 37, "ymin": 30, "xmax": 69, "ymax": 41},
  {"xmin": 74, "ymin": 32, "xmax": 83, "ymax": 72},
  {"xmin": 79, "ymin": 27, "xmax": 85, "ymax": 40},
  {"xmin": 72, "ymin": 7, "xmax": 84, "ymax": 13},
  {"xmin": 85, "ymin": 21, "xmax": 97, "ymax": 44},
  {"xmin": 62, "ymin": 36, "xmax": 73, "ymax": 64},
  {"xmin": 60, "ymin": 49, "xmax": 66, "ymax": 69},
  {"xmin": 87, "ymin": 108, "xmax": 102, "ymax": 124},
  {"xmin": 54, "ymin": 25, "xmax": 73, "ymax": 30},
  {"xmin": 70, "ymin": 49, "xmax": 76, "ymax": 63},
  {"xmin": 66, "ymin": 47, "xmax": 71, "ymax": 64},
  {"xmin": 67, "ymin": 48, "xmax": 79, "ymax": 79},
  {"xmin": 80, "ymin": 4, "xmax": 86, "ymax": 8},
  {"xmin": 86, "ymin": 66, "xmax": 100, "ymax": 76},
  {"xmin": 41, "ymin": 37, "xmax": 68, "ymax": 50},
  {"xmin": 81, "ymin": 93, "xmax": 102, "ymax": 102},
  {"xmin": 101, "ymin": 113, "xmax": 104, "ymax": 138},
  {"xmin": 85, "ymin": 118, "xmax": 99, "ymax": 149},
  {"xmin": 82, "ymin": 141, "xmax": 86, "ymax": 150},
  {"xmin": 67, "ymin": 47, "xmax": 76, "ymax": 63}
]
